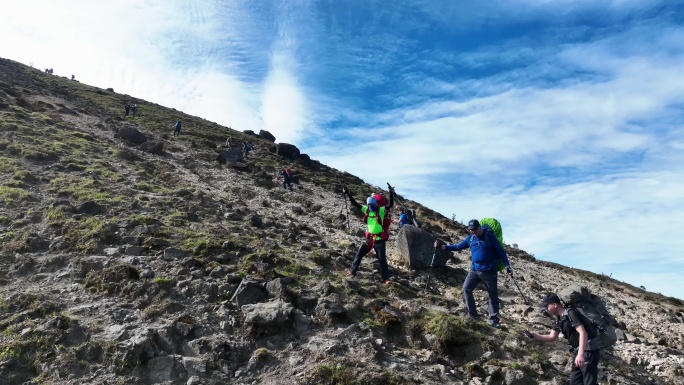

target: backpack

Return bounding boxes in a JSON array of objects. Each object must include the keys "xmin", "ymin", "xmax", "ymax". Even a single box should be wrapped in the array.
[
  {"xmin": 363, "ymin": 195, "xmax": 391, "ymax": 241},
  {"xmin": 405, "ymin": 209, "xmax": 421, "ymax": 228},
  {"xmin": 245, "ymin": 142, "xmax": 252, "ymax": 151},
  {"xmin": 285, "ymin": 168, "xmax": 292, "ymax": 177},
  {"xmin": 558, "ymin": 284, "xmax": 617, "ymax": 350},
  {"xmin": 480, "ymin": 218, "xmax": 505, "ymax": 272},
  {"xmin": 174, "ymin": 121, "xmax": 181, "ymax": 129}
]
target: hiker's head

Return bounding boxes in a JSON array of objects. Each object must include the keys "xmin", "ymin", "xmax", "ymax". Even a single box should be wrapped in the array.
[
  {"xmin": 538, "ymin": 293, "xmax": 562, "ymax": 315},
  {"xmin": 467, "ymin": 219, "xmax": 482, "ymax": 235},
  {"xmin": 398, "ymin": 208, "xmax": 405, "ymax": 214},
  {"xmin": 366, "ymin": 196, "xmax": 378, "ymax": 212}
]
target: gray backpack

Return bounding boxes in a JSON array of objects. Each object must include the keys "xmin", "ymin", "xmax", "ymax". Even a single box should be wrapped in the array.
[{"xmin": 558, "ymin": 284, "xmax": 617, "ymax": 350}]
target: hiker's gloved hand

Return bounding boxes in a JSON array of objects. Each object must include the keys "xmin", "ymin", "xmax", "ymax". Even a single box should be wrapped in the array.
[{"xmin": 506, "ymin": 266, "xmax": 513, "ymax": 275}]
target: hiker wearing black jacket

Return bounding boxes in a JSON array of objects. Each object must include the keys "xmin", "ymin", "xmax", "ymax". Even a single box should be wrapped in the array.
[
  {"xmin": 524, "ymin": 293, "xmax": 600, "ymax": 385},
  {"xmin": 343, "ymin": 187, "xmax": 394, "ymax": 284}
]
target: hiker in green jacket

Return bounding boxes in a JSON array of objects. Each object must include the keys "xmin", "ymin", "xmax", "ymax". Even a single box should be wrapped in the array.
[{"xmin": 343, "ymin": 187, "xmax": 394, "ymax": 284}]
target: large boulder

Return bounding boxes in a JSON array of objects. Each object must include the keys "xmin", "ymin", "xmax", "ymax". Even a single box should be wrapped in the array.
[
  {"xmin": 230, "ymin": 279, "xmax": 268, "ymax": 306},
  {"xmin": 117, "ymin": 126, "xmax": 147, "ymax": 144},
  {"xmin": 396, "ymin": 225, "xmax": 451, "ymax": 269},
  {"xmin": 140, "ymin": 141, "xmax": 164, "ymax": 155},
  {"xmin": 243, "ymin": 130, "xmax": 258, "ymax": 137},
  {"xmin": 242, "ymin": 300, "xmax": 294, "ymax": 328},
  {"xmin": 296, "ymin": 153, "xmax": 312, "ymax": 167},
  {"xmin": 276, "ymin": 143, "xmax": 300, "ymax": 160},
  {"xmin": 258, "ymin": 130, "xmax": 276, "ymax": 142},
  {"xmin": 216, "ymin": 148, "xmax": 244, "ymax": 164}
]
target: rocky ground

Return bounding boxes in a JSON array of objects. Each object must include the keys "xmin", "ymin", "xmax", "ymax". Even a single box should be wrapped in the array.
[{"xmin": 1, "ymin": 57, "xmax": 683, "ymax": 385}]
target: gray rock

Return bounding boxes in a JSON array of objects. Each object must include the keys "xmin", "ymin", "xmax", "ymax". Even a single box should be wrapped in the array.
[
  {"xmin": 504, "ymin": 369, "xmax": 537, "ymax": 385},
  {"xmin": 266, "ymin": 278, "xmax": 288, "ymax": 295},
  {"xmin": 259, "ymin": 129, "xmax": 276, "ymax": 142},
  {"xmin": 164, "ymin": 247, "xmax": 190, "ymax": 260},
  {"xmin": 117, "ymin": 126, "xmax": 147, "ymax": 144},
  {"xmin": 209, "ymin": 265, "xmax": 229, "ymax": 278},
  {"xmin": 77, "ymin": 200, "xmax": 103, "ymax": 215},
  {"xmin": 124, "ymin": 246, "xmax": 146, "ymax": 255},
  {"xmin": 276, "ymin": 143, "xmax": 300, "ymax": 160},
  {"xmin": 216, "ymin": 148, "xmax": 244, "ymax": 164},
  {"xmin": 395, "ymin": 225, "xmax": 451, "ymax": 269},
  {"xmin": 183, "ymin": 356, "xmax": 207, "ymax": 377},
  {"xmin": 230, "ymin": 279, "xmax": 268, "ymax": 306},
  {"xmin": 140, "ymin": 355, "xmax": 184, "ymax": 383},
  {"xmin": 294, "ymin": 309, "xmax": 312, "ymax": 333},
  {"xmin": 242, "ymin": 300, "xmax": 294, "ymax": 328},
  {"xmin": 315, "ymin": 298, "xmax": 347, "ymax": 321},
  {"xmin": 140, "ymin": 141, "xmax": 164, "ymax": 155},
  {"xmin": 249, "ymin": 214, "xmax": 263, "ymax": 228}
]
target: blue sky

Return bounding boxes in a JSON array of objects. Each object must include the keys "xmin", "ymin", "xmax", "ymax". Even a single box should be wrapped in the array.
[{"xmin": 2, "ymin": 0, "xmax": 684, "ymax": 298}]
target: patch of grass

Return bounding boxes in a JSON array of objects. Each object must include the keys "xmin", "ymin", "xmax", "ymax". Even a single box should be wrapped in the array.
[
  {"xmin": 62, "ymin": 216, "xmax": 120, "ymax": 252},
  {"xmin": 0, "ymin": 185, "xmax": 31, "ymax": 205},
  {"xmin": 84, "ymin": 264, "xmax": 140, "ymax": 295},
  {"xmin": 0, "ymin": 215, "xmax": 10, "ymax": 225},
  {"xmin": 305, "ymin": 359, "xmax": 417, "ymax": 385},
  {"xmin": 48, "ymin": 176, "xmax": 117, "ymax": 202},
  {"xmin": 426, "ymin": 312, "xmax": 479, "ymax": 351}
]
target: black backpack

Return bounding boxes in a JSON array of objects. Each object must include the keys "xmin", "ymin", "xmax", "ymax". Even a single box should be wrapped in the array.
[{"xmin": 405, "ymin": 209, "xmax": 421, "ymax": 228}]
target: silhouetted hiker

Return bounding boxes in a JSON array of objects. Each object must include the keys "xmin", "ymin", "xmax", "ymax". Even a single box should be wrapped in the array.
[
  {"xmin": 71, "ymin": 75, "xmax": 75, "ymax": 80},
  {"xmin": 173, "ymin": 120, "xmax": 182, "ymax": 136},
  {"xmin": 49, "ymin": 68, "xmax": 53, "ymax": 74},
  {"xmin": 344, "ymin": 187, "xmax": 395, "ymax": 284},
  {"xmin": 397, "ymin": 207, "xmax": 408, "ymax": 228},
  {"xmin": 243, "ymin": 141, "xmax": 253, "ymax": 159},
  {"xmin": 524, "ymin": 293, "xmax": 601, "ymax": 385},
  {"xmin": 435, "ymin": 219, "xmax": 512, "ymax": 327},
  {"xmin": 44, "ymin": 68, "xmax": 49, "ymax": 73},
  {"xmin": 124, "ymin": 104, "xmax": 130, "ymax": 116},
  {"xmin": 281, "ymin": 168, "xmax": 294, "ymax": 190},
  {"xmin": 131, "ymin": 104, "xmax": 137, "ymax": 116}
]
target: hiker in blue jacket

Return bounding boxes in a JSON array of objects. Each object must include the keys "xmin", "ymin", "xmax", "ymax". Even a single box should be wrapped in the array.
[
  {"xmin": 435, "ymin": 219, "xmax": 512, "ymax": 327},
  {"xmin": 396, "ymin": 208, "xmax": 408, "ymax": 228}
]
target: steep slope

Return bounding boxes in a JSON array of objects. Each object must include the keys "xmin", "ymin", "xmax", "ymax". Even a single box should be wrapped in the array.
[{"xmin": 0, "ymin": 57, "xmax": 682, "ymax": 385}]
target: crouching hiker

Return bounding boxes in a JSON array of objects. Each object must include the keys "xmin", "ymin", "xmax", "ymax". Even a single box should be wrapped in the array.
[
  {"xmin": 434, "ymin": 219, "xmax": 512, "ymax": 327},
  {"xmin": 524, "ymin": 293, "xmax": 601, "ymax": 385},
  {"xmin": 343, "ymin": 187, "xmax": 394, "ymax": 284}
]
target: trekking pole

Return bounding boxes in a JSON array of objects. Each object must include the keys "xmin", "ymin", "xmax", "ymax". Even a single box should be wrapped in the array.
[
  {"xmin": 386, "ymin": 182, "xmax": 409, "ymax": 210},
  {"xmin": 342, "ymin": 189, "xmax": 350, "ymax": 229},
  {"xmin": 424, "ymin": 246, "xmax": 438, "ymax": 290},
  {"xmin": 508, "ymin": 274, "xmax": 531, "ymax": 306}
]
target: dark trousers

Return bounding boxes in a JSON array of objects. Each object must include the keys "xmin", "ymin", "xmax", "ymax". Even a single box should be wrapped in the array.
[
  {"xmin": 463, "ymin": 269, "xmax": 499, "ymax": 321},
  {"xmin": 350, "ymin": 240, "xmax": 389, "ymax": 281},
  {"xmin": 283, "ymin": 178, "xmax": 293, "ymax": 190},
  {"xmin": 173, "ymin": 128, "xmax": 181, "ymax": 136},
  {"xmin": 570, "ymin": 350, "xmax": 600, "ymax": 385}
]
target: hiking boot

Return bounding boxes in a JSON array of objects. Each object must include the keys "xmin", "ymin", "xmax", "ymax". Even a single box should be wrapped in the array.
[
  {"xmin": 345, "ymin": 272, "xmax": 356, "ymax": 278},
  {"xmin": 383, "ymin": 280, "xmax": 391, "ymax": 285},
  {"xmin": 489, "ymin": 319, "xmax": 501, "ymax": 328}
]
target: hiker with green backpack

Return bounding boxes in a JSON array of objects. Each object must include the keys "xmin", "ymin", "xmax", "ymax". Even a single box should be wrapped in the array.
[
  {"xmin": 434, "ymin": 219, "xmax": 512, "ymax": 327},
  {"xmin": 524, "ymin": 287, "xmax": 617, "ymax": 385}
]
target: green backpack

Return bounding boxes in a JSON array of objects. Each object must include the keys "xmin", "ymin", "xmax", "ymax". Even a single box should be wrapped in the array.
[{"xmin": 480, "ymin": 218, "xmax": 505, "ymax": 272}]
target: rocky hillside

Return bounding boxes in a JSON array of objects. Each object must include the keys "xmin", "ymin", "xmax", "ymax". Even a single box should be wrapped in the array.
[{"xmin": 0, "ymin": 57, "xmax": 682, "ymax": 385}]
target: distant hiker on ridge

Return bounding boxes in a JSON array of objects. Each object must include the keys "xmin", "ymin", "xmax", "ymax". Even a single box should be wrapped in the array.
[
  {"xmin": 223, "ymin": 136, "xmax": 233, "ymax": 148},
  {"xmin": 173, "ymin": 120, "xmax": 182, "ymax": 136},
  {"xmin": 343, "ymin": 186, "xmax": 395, "ymax": 284},
  {"xmin": 131, "ymin": 103, "xmax": 138, "ymax": 116},
  {"xmin": 281, "ymin": 168, "xmax": 294, "ymax": 190},
  {"xmin": 243, "ymin": 140, "xmax": 253, "ymax": 159},
  {"xmin": 524, "ymin": 293, "xmax": 602, "ymax": 385},
  {"xmin": 124, "ymin": 103, "xmax": 131, "ymax": 116},
  {"xmin": 396, "ymin": 207, "xmax": 408, "ymax": 228},
  {"xmin": 435, "ymin": 219, "xmax": 512, "ymax": 327}
]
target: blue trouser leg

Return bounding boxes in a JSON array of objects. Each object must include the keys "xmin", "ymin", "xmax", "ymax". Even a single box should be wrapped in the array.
[
  {"xmin": 373, "ymin": 240, "xmax": 389, "ymax": 281},
  {"xmin": 350, "ymin": 242, "xmax": 371, "ymax": 274},
  {"xmin": 463, "ymin": 269, "xmax": 500, "ymax": 320},
  {"xmin": 478, "ymin": 269, "xmax": 500, "ymax": 321},
  {"xmin": 463, "ymin": 270, "xmax": 481, "ymax": 317}
]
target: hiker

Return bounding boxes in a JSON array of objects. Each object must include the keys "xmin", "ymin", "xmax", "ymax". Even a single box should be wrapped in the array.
[
  {"xmin": 124, "ymin": 103, "xmax": 131, "ymax": 116},
  {"xmin": 396, "ymin": 208, "xmax": 408, "ymax": 228},
  {"xmin": 281, "ymin": 168, "xmax": 294, "ymax": 190},
  {"xmin": 243, "ymin": 141, "xmax": 253, "ymax": 159},
  {"xmin": 224, "ymin": 136, "xmax": 233, "ymax": 148},
  {"xmin": 434, "ymin": 219, "xmax": 512, "ymax": 327},
  {"xmin": 343, "ymin": 187, "xmax": 395, "ymax": 284},
  {"xmin": 71, "ymin": 75, "xmax": 75, "ymax": 80},
  {"xmin": 173, "ymin": 120, "xmax": 182, "ymax": 136},
  {"xmin": 524, "ymin": 293, "xmax": 601, "ymax": 385},
  {"xmin": 131, "ymin": 103, "xmax": 138, "ymax": 116}
]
